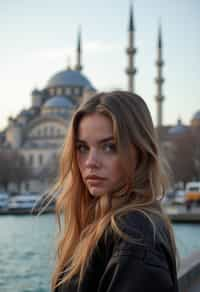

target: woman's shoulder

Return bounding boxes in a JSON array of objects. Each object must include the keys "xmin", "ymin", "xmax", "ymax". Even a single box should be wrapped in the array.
[
  {"xmin": 115, "ymin": 210, "xmax": 159, "ymax": 246},
  {"xmin": 114, "ymin": 209, "xmax": 176, "ymax": 260}
]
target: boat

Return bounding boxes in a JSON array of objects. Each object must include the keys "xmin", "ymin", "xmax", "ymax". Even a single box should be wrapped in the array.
[
  {"xmin": 0, "ymin": 192, "xmax": 9, "ymax": 213},
  {"xmin": 8, "ymin": 192, "xmax": 55, "ymax": 215}
]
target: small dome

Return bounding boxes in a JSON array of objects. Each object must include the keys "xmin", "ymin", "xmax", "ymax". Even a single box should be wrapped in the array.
[
  {"xmin": 191, "ymin": 111, "xmax": 200, "ymax": 127},
  {"xmin": 31, "ymin": 88, "xmax": 41, "ymax": 96},
  {"xmin": 193, "ymin": 111, "xmax": 200, "ymax": 120},
  {"xmin": 43, "ymin": 96, "xmax": 74, "ymax": 109},
  {"xmin": 20, "ymin": 109, "xmax": 32, "ymax": 116},
  {"xmin": 47, "ymin": 69, "xmax": 95, "ymax": 90},
  {"xmin": 168, "ymin": 119, "xmax": 188, "ymax": 135}
]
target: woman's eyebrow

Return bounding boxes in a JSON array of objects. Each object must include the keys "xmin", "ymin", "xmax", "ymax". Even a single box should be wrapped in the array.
[
  {"xmin": 76, "ymin": 137, "xmax": 114, "ymax": 144},
  {"xmin": 76, "ymin": 139, "xmax": 86, "ymax": 143},
  {"xmin": 98, "ymin": 137, "xmax": 114, "ymax": 144}
]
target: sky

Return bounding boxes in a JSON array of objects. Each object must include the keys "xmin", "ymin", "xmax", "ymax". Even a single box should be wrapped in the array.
[{"xmin": 0, "ymin": 0, "xmax": 199, "ymax": 130}]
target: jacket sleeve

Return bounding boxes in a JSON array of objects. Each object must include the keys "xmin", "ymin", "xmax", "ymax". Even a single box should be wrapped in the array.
[{"xmin": 97, "ymin": 248, "xmax": 176, "ymax": 292}]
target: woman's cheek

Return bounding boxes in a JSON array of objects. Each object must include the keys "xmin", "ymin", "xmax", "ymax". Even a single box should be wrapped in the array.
[{"xmin": 77, "ymin": 154, "xmax": 85, "ymax": 172}]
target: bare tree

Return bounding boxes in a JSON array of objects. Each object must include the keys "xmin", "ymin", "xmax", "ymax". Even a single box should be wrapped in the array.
[
  {"xmin": 165, "ymin": 131, "xmax": 198, "ymax": 185},
  {"xmin": 0, "ymin": 150, "xmax": 32, "ymax": 191},
  {"xmin": 37, "ymin": 154, "xmax": 59, "ymax": 186}
]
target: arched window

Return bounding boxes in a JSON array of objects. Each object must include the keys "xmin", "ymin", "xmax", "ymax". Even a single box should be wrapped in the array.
[
  {"xmin": 49, "ymin": 88, "xmax": 55, "ymax": 96},
  {"xmin": 25, "ymin": 182, "xmax": 29, "ymax": 191},
  {"xmin": 20, "ymin": 155, "xmax": 25, "ymax": 166},
  {"xmin": 65, "ymin": 87, "xmax": 71, "ymax": 95},
  {"xmin": 57, "ymin": 128, "xmax": 61, "ymax": 136},
  {"xmin": 50, "ymin": 127, "xmax": 54, "ymax": 136},
  {"xmin": 39, "ymin": 154, "xmax": 43, "ymax": 166},
  {"xmin": 29, "ymin": 154, "xmax": 34, "ymax": 167},
  {"xmin": 57, "ymin": 88, "xmax": 63, "ymax": 95},
  {"xmin": 74, "ymin": 87, "xmax": 80, "ymax": 95},
  {"xmin": 44, "ymin": 127, "xmax": 47, "ymax": 136}
]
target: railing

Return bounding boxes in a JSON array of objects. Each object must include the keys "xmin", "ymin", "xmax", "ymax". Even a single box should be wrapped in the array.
[{"xmin": 178, "ymin": 250, "xmax": 200, "ymax": 291}]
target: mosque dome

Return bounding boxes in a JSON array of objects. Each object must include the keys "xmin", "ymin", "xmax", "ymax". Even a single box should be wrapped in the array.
[
  {"xmin": 168, "ymin": 119, "xmax": 189, "ymax": 136},
  {"xmin": 191, "ymin": 111, "xmax": 200, "ymax": 127},
  {"xmin": 31, "ymin": 88, "xmax": 41, "ymax": 96},
  {"xmin": 43, "ymin": 96, "xmax": 74, "ymax": 109},
  {"xmin": 42, "ymin": 96, "xmax": 74, "ymax": 117},
  {"xmin": 46, "ymin": 69, "xmax": 95, "ymax": 90},
  {"xmin": 192, "ymin": 111, "xmax": 200, "ymax": 120}
]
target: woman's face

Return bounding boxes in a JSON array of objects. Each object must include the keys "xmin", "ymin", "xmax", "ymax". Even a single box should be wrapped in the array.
[{"xmin": 76, "ymin": 112, "xmax": 137, "ymax": 197}]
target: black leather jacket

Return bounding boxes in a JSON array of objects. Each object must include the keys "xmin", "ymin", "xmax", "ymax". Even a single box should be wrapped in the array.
[{"xmin": 56, "ymin": 211, "xmax": 179, "ymax": 292}]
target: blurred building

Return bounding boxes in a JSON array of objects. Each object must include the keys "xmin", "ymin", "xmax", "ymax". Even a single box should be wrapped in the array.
[{"xmin": 0, "ymin": 30, "xmax": 96, "ymax": 192}]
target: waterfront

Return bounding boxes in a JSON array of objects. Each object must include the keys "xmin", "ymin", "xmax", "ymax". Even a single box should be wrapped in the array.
[{"xmin": 0, "ymin": 214, "xmax": 200, "ymax": 292}]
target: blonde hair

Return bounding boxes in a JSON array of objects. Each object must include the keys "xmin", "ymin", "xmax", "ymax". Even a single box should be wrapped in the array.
[{"xmin": 50, "ymin": 91, "xmax": 178, "ymax": 291}]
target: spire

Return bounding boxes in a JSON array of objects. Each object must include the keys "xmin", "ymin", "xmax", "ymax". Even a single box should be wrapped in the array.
[
  {"xmin": 129, "ymin": 3, "xmax": 134, "ymax": 31},
  {"xmin": 77, "ymin": 28, "xmax": 81, "ymax": 52},
  {"xmin": 177, "ymin": 117, "xmax": 182, "ymax": 126},
  {"xmin": 155, "ymin": 22, "xmax": 165, "ymax": 128},
  {"xmin": 125, "ymin": 3, "xmax": 137, "ymax": 93},
  {"xmin": 75, "ymin": 26, "xmax": 83, "ymax": 71},
  {"xmin": 158, "ymin": 23, "xmax": 162, "ymax": 49},
  {"xmin": 66, "ymin": 56, "xmax": 72, "ymax": 70}
]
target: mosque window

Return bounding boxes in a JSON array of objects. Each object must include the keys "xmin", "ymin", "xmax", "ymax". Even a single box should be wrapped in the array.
[
  {"xmin": 50, "ymin": 127, "xmax": 54, "ymax": 136},
  {"xmin": 57, "ymin": 128, "xmax": 61, "ymax": 136},
  {"xmin": 44, "ymin": 127, "xmax": 47, "ymax": 136},
  {"xmin": 65, "ymin": 87, "xmax": 72, "ymax": 95},
  {"xmin": 29, "ymin": 154, "xmax": 34, "ymax": 167},
  {"xmin": 57, "ymin": 87, "xmax": 63, "ymax": 95},
  {"xmin": 74, "ymin": 87, "xmax": 80, "ymax": 95},
  {"xmin": 25, "ymin": 182, "xmax": 29, "ymax": 191},
  {"xmin": 39, "ymin": 154, "xmax": 43, "ymax": 166},
  {"xmin": 49, "ymin": 88, "xmax": 55, "ymax": 96},
  {"xmin": 20, "ymin": 155, "xmax": 25, "ymax": 166}
]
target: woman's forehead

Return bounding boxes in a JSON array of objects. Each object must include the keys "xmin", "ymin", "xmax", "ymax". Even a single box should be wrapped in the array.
[{"xmin": 76, "ymin": 112, "xmax": 114, "ymax": 142}]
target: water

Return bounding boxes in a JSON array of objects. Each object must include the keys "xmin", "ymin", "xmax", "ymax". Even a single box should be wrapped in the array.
[
  {"xmin": 0, "ymin": 214, "xmax": 56, "ymax": 292},
  {"xmin": 0, "ymin": 214, "xmax": 200, "ymax": 292}
]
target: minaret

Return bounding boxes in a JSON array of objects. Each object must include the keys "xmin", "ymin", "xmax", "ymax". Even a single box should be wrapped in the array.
[
  {"xmin": 67, "ymin": 56, "xmax": 72, "ymax": 70},
  {"xmin": 75, "ymin": 28, "xmax": 82, "ymax": 71},
  {"xmin": 155, "ymin": 24, "xmax": 165, "ymax": 127},
  {"xmin": 126, "ymin": 4, "xmax": 137, "ymax": 93}
]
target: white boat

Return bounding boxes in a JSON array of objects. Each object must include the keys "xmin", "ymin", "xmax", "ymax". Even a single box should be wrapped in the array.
[
  {"xmin": 9, "ymin": 193, "xmax": 41, "ymax": 214},
  {"xmin": 0, "ymin": 192, "xmax": 9, "ymax": 211},
  {"xmin": 8, "ymin": 192, "xmax": 55, "ymax": 214}
]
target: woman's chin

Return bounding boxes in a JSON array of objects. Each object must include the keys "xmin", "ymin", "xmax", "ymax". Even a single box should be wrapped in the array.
[{"xmin": 88, "ymin": 186, "xmax": 106, "ymax": 197}]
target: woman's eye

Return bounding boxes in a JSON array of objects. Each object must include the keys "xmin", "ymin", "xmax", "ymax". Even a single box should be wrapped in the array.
[
  {"xmin": 102, "ymin": 143, "xmax": 116, "ymax": 153},
  {"xmin": 76, "ymin": 144, "xmax": 88, "ymax": 153}
]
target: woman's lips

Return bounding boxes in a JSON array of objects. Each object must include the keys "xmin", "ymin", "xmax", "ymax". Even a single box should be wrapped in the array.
[
  {"xmin": 86, "ymin": 175, "xmax": 105, "ymax": 180},
  {"xmin": 85, "ymin": 175, "xmax": 106, "ymax": 185}
]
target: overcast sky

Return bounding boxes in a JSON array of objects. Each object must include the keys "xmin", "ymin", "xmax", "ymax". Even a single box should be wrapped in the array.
[{"xmin": 0, "ymin": 0, "xmax": 199, "ymax": 130}]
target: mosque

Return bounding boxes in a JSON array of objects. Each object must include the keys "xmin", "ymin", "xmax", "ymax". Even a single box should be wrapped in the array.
[{"xmin": 0, "ymin": 6, "xmax": 199, "ymax": 192}]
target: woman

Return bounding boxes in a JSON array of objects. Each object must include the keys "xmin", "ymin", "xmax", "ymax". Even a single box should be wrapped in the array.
[{"xmin": 50, "ymin": 91, "xmax": 179, "ymax": 292}]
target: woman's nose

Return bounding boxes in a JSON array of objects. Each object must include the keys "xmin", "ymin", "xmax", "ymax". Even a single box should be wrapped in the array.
[{"xmin": 85, "ymin": 149, "xmax": 100, "ymax": 168}]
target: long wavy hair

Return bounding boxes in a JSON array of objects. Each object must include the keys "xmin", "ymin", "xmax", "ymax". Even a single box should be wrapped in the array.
[{"xmin": 50, "ymin": 91, "xmax": 178, "ymax": 291}]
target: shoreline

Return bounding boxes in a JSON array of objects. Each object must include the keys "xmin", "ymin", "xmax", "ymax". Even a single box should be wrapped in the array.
[{"xmin": 165, "ymin": 205, "xmax": 200, "ymax": 223}]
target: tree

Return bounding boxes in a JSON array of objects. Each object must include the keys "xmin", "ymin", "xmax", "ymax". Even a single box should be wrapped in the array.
[
  {"xmin": 163, "ymin": 131, "xmax": 199, "ymax": 185},
  {"xmin": 0, "ymin": 149, "xmax": 32, "ymax": 191},
  {"xmin": 37, "ymin": 154, "xmax": 59, "ymax": 186}
]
